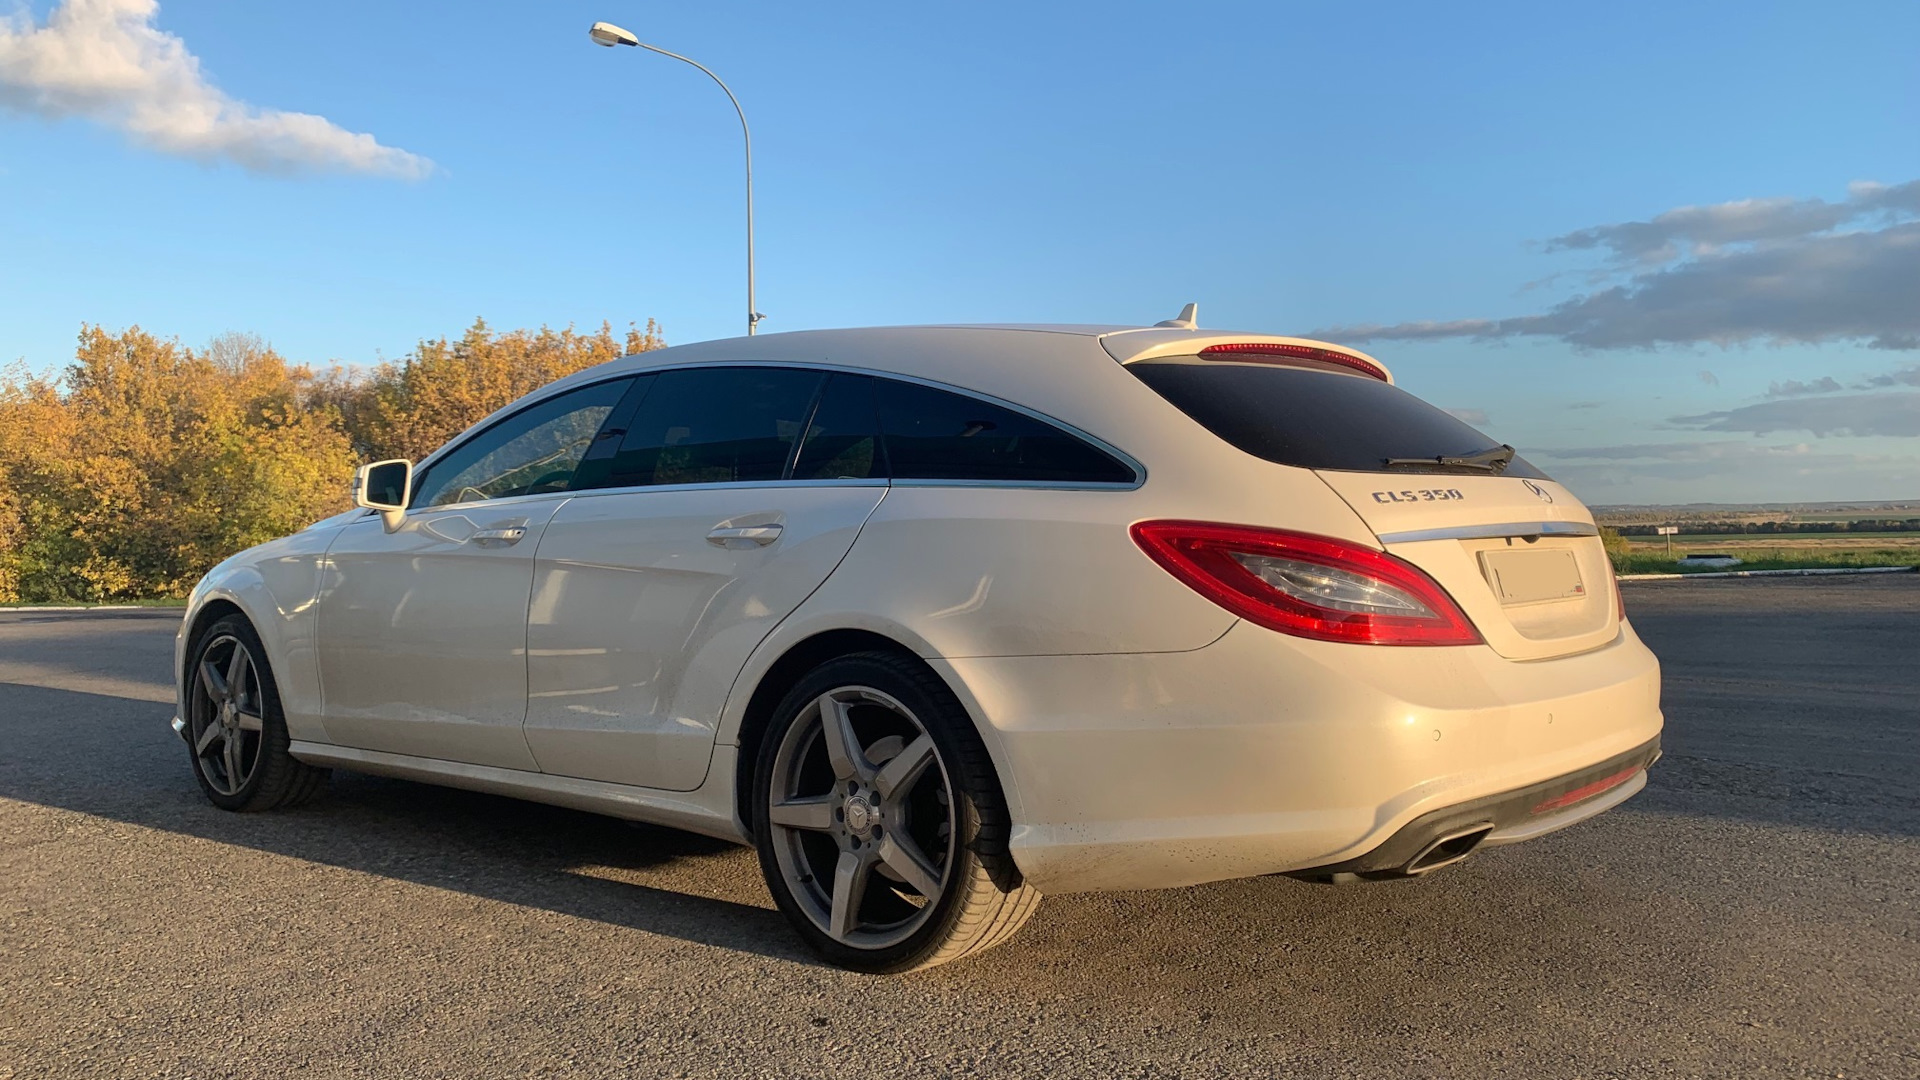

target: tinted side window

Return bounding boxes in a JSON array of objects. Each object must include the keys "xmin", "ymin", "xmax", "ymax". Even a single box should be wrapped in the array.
[
  {"xmin": 567, "ymin": 374, "xmax": 656, "ymax": 492},
  {"xmin": 409, "ymin": 378, "xmax": 633, "ymax": 508},
  {"xmin": 791, "ymin": 374, "xmax": 882, "ymax": 481},
  {"xmin": 606, "ymin": 367, "xmax": 826, "ymax": 487},
  {"xmin": 1127, "ymin": 361, "xmax": 1549, "ymax": 479},
  {"xmin": 876, "ymin": 379, "xmax": 1135, "ymax": 484}
]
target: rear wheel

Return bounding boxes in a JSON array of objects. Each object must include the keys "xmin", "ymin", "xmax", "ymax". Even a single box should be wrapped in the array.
[
  {"xmin": 185, "ymin": 615, "xmax": 329, "ymax": 811},
  {"xmin": 752, "ymin": 652, "xmax": 1040, "ymax": 973}
]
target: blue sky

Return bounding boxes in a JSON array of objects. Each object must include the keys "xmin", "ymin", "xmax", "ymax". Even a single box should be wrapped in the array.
[{"xmin": 3, "ymin": 0, "xmax": 1918, "ymax": 504}]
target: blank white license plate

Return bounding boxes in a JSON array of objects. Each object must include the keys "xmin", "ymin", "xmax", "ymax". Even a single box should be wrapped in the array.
[{"xmin": 1479, "ymin": 548, "xmax": 1586, "ymax": 605}]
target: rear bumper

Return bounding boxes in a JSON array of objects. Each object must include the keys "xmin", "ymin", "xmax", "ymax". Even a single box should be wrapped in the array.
[
  {"xmin": 935, "ymin": 618, "xmax": 1664, "ymax": 894},
  {"xmin": 1285, "ymin": 735, "xmax": 1660, "ymax": 881}
]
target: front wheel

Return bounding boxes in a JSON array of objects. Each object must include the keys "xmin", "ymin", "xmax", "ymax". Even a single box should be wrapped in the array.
[
  {"xmin": 752, "ymin": 652, "xmax": 1041, "ymax": 973},
  {"xmin": 184, "ymin": 615, "xmax": 329, "ymax": 812}
]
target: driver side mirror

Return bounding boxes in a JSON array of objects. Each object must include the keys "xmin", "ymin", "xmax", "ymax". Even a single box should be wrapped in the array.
[{"xmin": 352, "ymin": 459, "xmax": 412, "ymax": 533}]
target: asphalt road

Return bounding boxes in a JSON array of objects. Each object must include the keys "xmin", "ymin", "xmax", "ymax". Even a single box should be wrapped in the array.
[{"xmin": 3, "ymin": 577, "xmax": 1917, "ymax": 1079}]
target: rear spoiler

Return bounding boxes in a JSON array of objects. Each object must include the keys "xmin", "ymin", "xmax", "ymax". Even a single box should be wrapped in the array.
[{"xmin": 1097, "ymin": 328, "xmax": 1394, "ymax": 385}]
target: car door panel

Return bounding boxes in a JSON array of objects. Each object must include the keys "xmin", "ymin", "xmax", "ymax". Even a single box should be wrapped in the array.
[
  {"xmin": 316, "ymin": 500, "xmax": 566, "ymax": 769},
  {"xmin": 524, "ymin": 484, "xmax": 888, "ymax": 791},
  {"xmin": 312, "ymin": 375, "xmax": 637, "ymax": 768}
]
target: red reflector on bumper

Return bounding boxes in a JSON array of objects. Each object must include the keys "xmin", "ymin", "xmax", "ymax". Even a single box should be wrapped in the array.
[{"xmin": 1529, "ymin": 766, "xmax": 1640, "ymax": 816}]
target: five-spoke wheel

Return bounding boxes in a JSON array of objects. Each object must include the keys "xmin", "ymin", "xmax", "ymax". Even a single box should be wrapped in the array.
[
  {"xmin": 183, "ymin": 614, "xmax": 329, "ymax": 811},
  {"xmin": 753, "ymin": 652, "xmax": 1040, "ymax": 972},
  {"xmin": 766, "ymin": 685, "xmax": 956, "ymax": 949},
  {"xmin": 188, "ymin": 633, "xmax": 266, "ymax": 797}
]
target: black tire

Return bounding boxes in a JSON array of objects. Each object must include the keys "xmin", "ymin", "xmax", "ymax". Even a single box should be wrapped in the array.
[
  {"xmin": 183, "ymin": 614, "xmax": 330, "ymax": 812},
  {"xmin": 751, "ymin": 651, "xmax": 1041, "ymax": 973}
]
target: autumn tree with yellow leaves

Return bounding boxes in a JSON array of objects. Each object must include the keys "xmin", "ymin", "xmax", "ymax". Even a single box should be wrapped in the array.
[{"xmin": 0, "ymin": 317, "xmax": 663, "ymax": 603}]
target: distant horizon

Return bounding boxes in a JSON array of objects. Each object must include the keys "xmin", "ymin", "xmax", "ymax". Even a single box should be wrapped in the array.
[{"xmin": 1592, "ymin": 499, "xmax": 1920, "ymax": 515}]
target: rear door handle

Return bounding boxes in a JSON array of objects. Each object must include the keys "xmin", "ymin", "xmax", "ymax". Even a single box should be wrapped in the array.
[
  {"xmin": 707, "ymin": 525, "xmax": 782, "ymax": 548},
  {"xmin": 472, "ymin": 527, "xmax": 527, "ymax": 546}
]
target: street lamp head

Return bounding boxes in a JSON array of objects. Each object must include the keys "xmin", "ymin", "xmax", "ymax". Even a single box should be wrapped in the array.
[
  {"xmin": 586, "ymin": 23, "xmax": 760, "ymax": 336},
  {"xmin": 588, "ymin": 21, "xmax": 639, "ymax": 48}
]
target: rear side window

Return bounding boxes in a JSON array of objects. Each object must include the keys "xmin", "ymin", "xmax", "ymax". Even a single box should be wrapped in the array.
[
  {"xmin": 604, "ymin": 367, "xmax": 825, "ymax": 487},
  {"xmin": 876, "ymin": 379, "xmax": 1136, "ymax": 485},
  {"xmin": 792, "ymin": 374, "xmax": 882, "ymax": 481},
  {"xmin": 1128, "ymin": 360, "xmax": 1549, "ymax": 479}
]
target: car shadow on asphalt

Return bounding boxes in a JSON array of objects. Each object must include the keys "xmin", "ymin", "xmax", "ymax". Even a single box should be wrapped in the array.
[{"xmin": 2, "ymin": 681, "xmax": 815, "ymax": 967}]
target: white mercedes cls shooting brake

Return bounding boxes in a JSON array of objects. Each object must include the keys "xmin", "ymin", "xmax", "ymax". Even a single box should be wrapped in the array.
[{"xmin": 174, "ymin": 322, "xmax": 1663, "ymax": 972}]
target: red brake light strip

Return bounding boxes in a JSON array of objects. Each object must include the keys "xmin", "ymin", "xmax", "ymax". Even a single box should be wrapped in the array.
[
  {"xmin": 1530, "ymin": 766, "xmax": 1641, "ymax": 816},
  {"xmin": 1197, "ymin": 342, "xmax": 1389, "ymax": 382}
]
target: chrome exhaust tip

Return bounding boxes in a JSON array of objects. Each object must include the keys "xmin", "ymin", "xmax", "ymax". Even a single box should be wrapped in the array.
[{"xmin": 1404, "ymin": 822, "xmax": 1495, "ymax": 874}]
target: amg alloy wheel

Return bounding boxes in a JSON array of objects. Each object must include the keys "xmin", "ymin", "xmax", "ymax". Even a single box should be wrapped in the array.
[
  {"xmin": 188, "ymin": 632, "xmax": 266, "ymax": 798},
  {"xmin": 767, "ymin": 685, "xmax": 954, "ymax": 949},
  {"xmin": 184, "ymin": 615, "xmax": 329, "ymax": 812},
  {"xmin": 753, "ymin": 652, "xmax": 1040, "ymax": 972}
]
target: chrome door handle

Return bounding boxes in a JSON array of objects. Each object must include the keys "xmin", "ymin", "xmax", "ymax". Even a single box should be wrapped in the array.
[
  {"xmin": 706, "ymin": 525, "xmax": 782, "ymax": 547},
  {"xmin": 472, "ymin": 527, "xmax": 527, "ymax": 546}
]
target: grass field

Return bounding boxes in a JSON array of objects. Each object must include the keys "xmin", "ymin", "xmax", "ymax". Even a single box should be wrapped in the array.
[
  {"xmin": 1639, "ymin": 531, "xmax": 1920, "ymax": 542},
  {"xmin": 1613, "ymin": 547, "xmax": 1920, "ymax": 575},
  {"xmin": 1786, "ymin": 511, "xmax": 1920, "ymax": 523},
  {"xmin": 1627, "ymin": 534, "xmax": 1920, "ymax": 552}
]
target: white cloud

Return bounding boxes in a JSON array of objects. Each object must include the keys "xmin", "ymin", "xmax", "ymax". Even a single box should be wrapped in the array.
[
  {"xmin": 1313, "ymin": 181, "xmax": 1920, "ymax": 352},
  {"xmin": 1766, "ymin": 376, "xmax": 1842, "ymax": 398},
  {"xmin": 1861, "ymin": 365, "xmax": 1920, "ymax": 390},
  {"xmin": 1534, "ymin": 439, "xmax": 1913, "ymax": 492},
  {"xmin": 1540, "ymin": 441, "xmax": 1824, "ymax": 464},
  {"xmin": 1669, "ymin": 392, "xmax": 1920, "ymax": 438},
  {"xmin": 1545, "ymin": 181, "xmax": 1920, "ymax": 265},
  {"xmin": 0, "ymin": 0, "xmax": 431, "ymax": 179}
]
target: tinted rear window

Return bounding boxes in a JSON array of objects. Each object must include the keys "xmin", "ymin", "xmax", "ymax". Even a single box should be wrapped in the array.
[
  {"xmin": 792, "ymin": 374, "xmax": 882, "ymax": 481},
  {"xmin": 876, "ymin": 379, "xmax": 1136, "ymax": 485},
  {"xmin": 1128, "ymin": 360, "xmax": 1548, "ymax": 479}
]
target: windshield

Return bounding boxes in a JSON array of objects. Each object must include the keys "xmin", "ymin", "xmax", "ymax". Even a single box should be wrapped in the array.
[{"xmin": 1127, "ymin": 359, "xmax": 1549, "ymax": 478}]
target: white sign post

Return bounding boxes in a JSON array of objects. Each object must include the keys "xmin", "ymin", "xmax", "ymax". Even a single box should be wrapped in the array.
[{"xmin": 1656, "ymin": 525, "xmax": 1679, "ymax": 557}]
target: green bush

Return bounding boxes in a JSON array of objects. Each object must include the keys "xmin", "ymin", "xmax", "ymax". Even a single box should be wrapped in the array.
[{"xmin": 1599, "ymin": 526, "xmax": 1632, "ymax": 571}]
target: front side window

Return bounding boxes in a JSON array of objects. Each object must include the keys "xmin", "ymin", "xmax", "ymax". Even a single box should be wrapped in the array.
[
  {"xmin": 408, "ymin": 378, "xmax": 633, "ymax": 508},
  {"xmin": 875, "ymin": 378, "xmax": 1136, "ymax": 484},
  {"xmin": 605, "ymin": 367, "xmax": 826, "ymax": 488}
]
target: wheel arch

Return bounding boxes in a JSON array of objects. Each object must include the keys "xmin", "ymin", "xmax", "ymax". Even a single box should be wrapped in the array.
[
  {"xmin": 180, "ymin": 595, "xmax": 253, "ymax": 693},
  {"xmin": 178, "ymin": 568, "xmax": 320, "ymax": 745},
  {"xmin": 728, "ymin": 627, "xmax": 1025, "ymax": 843}
]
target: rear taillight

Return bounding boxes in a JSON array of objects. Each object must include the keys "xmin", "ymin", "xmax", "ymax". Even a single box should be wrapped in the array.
[{"xmin": 1131, "ymin": 521, "xmax": 1483, "ymax": 646}]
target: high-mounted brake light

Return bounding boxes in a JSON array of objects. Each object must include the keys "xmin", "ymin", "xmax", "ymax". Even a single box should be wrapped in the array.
[
  {"xmin": 1131, "ymin": 521, "xmax": 1482, "ymax": 646},
  {"xmin": 1198, "ymin": 342, "xmax": 1390, "ymax": 382}
]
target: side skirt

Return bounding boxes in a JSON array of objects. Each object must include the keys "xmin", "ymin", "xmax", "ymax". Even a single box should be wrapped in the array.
[{"xmin": 287, "ymin": 740, "xmax": 749, "ymax": 845}]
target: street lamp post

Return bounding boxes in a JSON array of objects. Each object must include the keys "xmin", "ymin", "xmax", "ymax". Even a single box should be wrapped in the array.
[{"xmin": 589, "ymin": 21, "xmax": 763, "ymax": 337}]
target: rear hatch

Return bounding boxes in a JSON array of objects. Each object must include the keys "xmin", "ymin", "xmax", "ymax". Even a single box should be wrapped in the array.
[{"xmin": 1125, "ymin": 353, "xmax": 1618, "ymax": 661}]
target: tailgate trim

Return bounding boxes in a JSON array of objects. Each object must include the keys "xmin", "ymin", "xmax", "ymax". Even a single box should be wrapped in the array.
[{"xmin": 1378, "ymin": 520, "xmax": 1599, "ymax": 545}]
